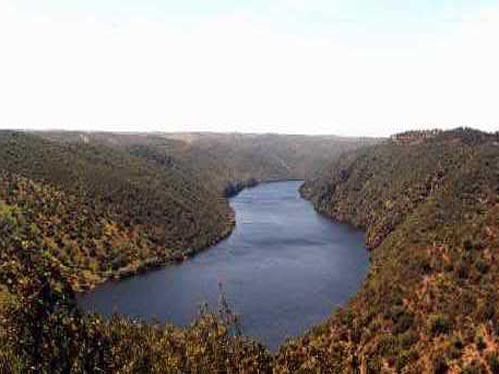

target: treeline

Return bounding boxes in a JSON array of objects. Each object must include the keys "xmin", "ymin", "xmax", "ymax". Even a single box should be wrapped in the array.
[
  {"xmin": 0, "ymin": 129, "xmax": 373, "ymax": 289},
  {"xmin": 38, "ymin": 131, "xmax": 378, "ymax": 196}
]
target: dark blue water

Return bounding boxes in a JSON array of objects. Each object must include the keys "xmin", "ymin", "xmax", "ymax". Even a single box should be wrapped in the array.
[{"xmin": 78, "ymin": 181, "xmax": 368, "ymax": 350}]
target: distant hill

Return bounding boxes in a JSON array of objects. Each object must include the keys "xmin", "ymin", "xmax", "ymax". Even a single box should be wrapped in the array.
[
  {"xmin": 163, "ymin": 131, "xmax": 378, "ymax": 176},
  {"xmin": 38, "ymin": 130, "xmax": 379, "ymax": 196},
  {"xmin": 277, "ymin": 128, "xmax": 499, "ymax": 372}
]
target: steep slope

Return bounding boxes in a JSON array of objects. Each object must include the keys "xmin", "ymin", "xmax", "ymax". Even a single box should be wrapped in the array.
[
  {"xmin": 3, "ymin": 128, "xmax": 499, "ymax": 372},
  {"xmin": 0, "ymin": 129, "xmax": 388, "ymax": 373},
  {"xmin": 277, "ymin": 129, "xmax": 499, "ymax": 373},
  {"xmin": 0, "ymin": 130, "xmax": 373, "ymax": 289},
  {"xmin": 0, "ymin": 129, "xmax": 377, "ymax": 372},
  {"xmin": 0, "ymin": 131, "xmax": 233, "ymax": 289},
  {"xmin": 0, "ymin": 187, "xmax": 272, "ymax": 373}
]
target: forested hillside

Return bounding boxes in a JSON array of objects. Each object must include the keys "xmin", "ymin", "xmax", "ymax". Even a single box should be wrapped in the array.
[
  {"xmin": 0, "ymin": 131, "xmax": 235, "ymax": 289},
  {"xmin": 162, "ymin": 132, "xmax": 378, "ymax": 192},
  {"xmin": 0, "ymin": 184, "xmax": 272, "ymax": 372},
  {"xmin": 0, "ymin": 130, "xmax": 371, "ymax": 291},
  {"xmin": 277, "ymin": 128, "xmax": 499, "ymax": 372},
  {"xmin": 0, "ymin": 129, "xmax": 372, "ymax": 372},
  {"xmin": 39, "ymin": 131, "xmax": 377, "ymax": 196},
  {"xmin": 5, "ymin": 128, "xmax": 499, "ymax": 372}
]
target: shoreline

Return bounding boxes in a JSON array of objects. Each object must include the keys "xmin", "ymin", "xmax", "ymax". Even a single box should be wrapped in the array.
[
  {"xmin": 77, "ymin": 179, "xmax": 369, "ymax": 353},
  {"xmin": 77, "ymin": 178, "xmax": 306, "ymax": 293}
]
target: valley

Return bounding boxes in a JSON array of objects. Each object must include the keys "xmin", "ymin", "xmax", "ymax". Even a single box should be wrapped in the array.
[
  {"xmin": 78, "ymin": 181, "xmax": 368, "ymax": 351},
  {"xmin": 1, "ymin": 128, "xmax": 498, "ymax": 373}
]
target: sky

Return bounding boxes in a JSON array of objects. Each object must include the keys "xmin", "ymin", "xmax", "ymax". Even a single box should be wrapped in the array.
[{"xmin": 0, "ymin": 0, "xmax": 498, "ymax": 137}]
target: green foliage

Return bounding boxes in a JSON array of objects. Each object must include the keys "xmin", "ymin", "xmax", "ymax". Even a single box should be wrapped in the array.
[
  {"xmin": 395, "ymin": 349, "xmax": 418, "ymax": 372},
  {"xmin": 0, "ymin": 130, "xmax": 373, "ymax": 290},
  {"xmin": 428, "ymin": 315, "xmax": 451, "ymax": 337},
  {"xmin": 0, "ymin": 131, "xmax": 238, "ymax": 288},
  {"xmin": 476, "ymin": 334, "xmax": 487, "ymax": 351},
  {"xmin": 447, "ymin": 335, "xmax": 463, "ymax": 359},
  {"xmin": 462, "ymin": 360, "xmax": 487, "ymax": 374},
  {"xmin": 0, "ymin": 201, "xmax": 272, "ymax": 372},
  {"xmin": 392, "ymin": 309, "xmax": 415, "ymax": 335}
]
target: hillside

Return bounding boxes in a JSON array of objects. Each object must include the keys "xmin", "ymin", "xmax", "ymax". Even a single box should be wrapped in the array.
[
  {"xmin": 0, "ymin": 130, "xmax": 373, "ymax": 290},
  {"xmin": 162, "ymin": 132, "xmax": 379, "ymax": 195},
  {"xmin": 38, "ymin": 131, "xmax": 378, "ymax": 196},
  {"xmin": 0, "ymin": 181, "xmax": 272, "ymax": 372},
  {"xmin": 0, "ymin": 129, "xmax": 375, "ymax": 372},
  {"xmin": 276, "ymin": 128, "xmax": 499, "ymax": 372},
  {"xmin": 0, "ymin": 131, "xmax": 234, "ymax": 289},
  {"xmin": 7, "ymin": 128, "xmax": 499, "ymax": 372}
]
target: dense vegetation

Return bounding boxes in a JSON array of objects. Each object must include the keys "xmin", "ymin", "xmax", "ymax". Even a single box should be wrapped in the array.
[
  {"xmin": 279, "ymin": 128, "xmax": 499, "ymax": 372},
  {"xmin": 0, "ymin": 197, "xmax": 271, "ymax": 372},
  {"xmin": 161, "ymin": 132, "xmax": 377, "ymax": 195},
  {"xmin": 38, "ymin": 131, "xmax": 377, "ymax": 196},
  {"xmin": 3, "ymin": 128, "xmax": 498, "ymax": 372},
  {"xmin": 0, "ymin": 129, "xmax": 371, "ymax": 372},
  {"xmin": 0, "ymin": 131, "xmax": 234, "ymax": 289}
]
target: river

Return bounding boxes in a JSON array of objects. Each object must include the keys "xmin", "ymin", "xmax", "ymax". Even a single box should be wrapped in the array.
[{"xmin": 78, "ymin": 181, "xmax": 368, "ymax": 350}]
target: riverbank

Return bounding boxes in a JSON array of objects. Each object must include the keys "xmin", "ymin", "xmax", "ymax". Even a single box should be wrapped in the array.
[
  {"xmin": 92, "ymin": 213, "xmax": 237, "ymax": 289},
  {"xmin": 78, "ymin": 181, "xmax": 368, "ymax": 350},
  {"xmin": 0, "ymin": 130, "xmax": 381, "ymax": 372},
  {"xmin": 275, "ymin": 129, "xmax": 499, "ymax": 373},
  {"xmin": 78, "ymin": 179, "xmax": 308, "ymax": 292}
]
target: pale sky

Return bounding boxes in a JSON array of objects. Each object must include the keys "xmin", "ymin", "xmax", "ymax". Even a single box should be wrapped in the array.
[{"xmin": 0, "ymin": 1, "xmax": 498, "ymax": 137}]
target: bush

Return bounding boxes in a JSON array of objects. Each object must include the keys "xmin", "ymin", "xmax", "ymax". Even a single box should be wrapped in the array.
[
  {"xmin": 393, "ymin": 310, "xmax": 415, "ymax": 335},
  {"xmin": 396, "ymin": 349, "xmax": 418, "ymax": 372},
  {"xmin": 428, "ymin": 315, "xmax": 451, "ymax": 336},
  {"xmin": 475, "ymin": 258, "xmax": 490, "ymax": 274},
  {"xmin": 366, "ymin": 356, "xmax": 382, "ymax": 373},
  {"xmin": 448, "ymin": 335, "xmax": 463, "ymax": 359}
]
